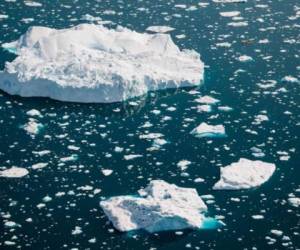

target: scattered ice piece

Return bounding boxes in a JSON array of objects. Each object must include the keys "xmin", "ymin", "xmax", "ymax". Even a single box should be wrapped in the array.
[
  {"xmin": 228, "ymin": 21, "xmax": 248, "ymax": 27},
  {"xmin": 68, "ymin": 145, "xmax": 80, "ymax": 151},
  {"xmin": 100, "ymin": 180, "xmax": 222, "ymax": 233},
  {"xmin": 213, "ymin": 158, "xmax": 276, "ymax": 190},
  {"xmin": 0, "ymin": 167, "xmax": 29, "ymax": 178},
  {"xmin": 195, "ymin": 96, "xmax": 220, "ymax": 104},
  {"xmin": 281, "ymin": 76, "xmax": 299, "ymax": 84},
  {"xmin": 4, "ymin": 221, "xmax": 19, "ymax": 228},
  {"xmin": 146, "ymin": 26, "xmax": 175, "ymax": 33},
  {"xmin": 213, "ymin": 0, "xmax": 247, "ymax": 3},
  {"xmin": 124, "ymin": 154, "xmax": 143, "ymax": 160},
  {"xmin": 237, "ymin": 55, "xmax": 253, "ymax": 62},
  {"xmin": 194, "ymin": 177, "xmax": 205, "ymax": 183},
  {"xmin": 23, "ymin": 118, "xmax": 43, "ymax": 136},
  {"xmin": 177, "ymin": 160, "xmax": 191, "ymax": 171},
  {"xmin": 197, "ymin": 105, "xmax": 212, "ymax": 113},
  {"xmin": 190, "ymin": 123, "xmax": 226, "ymax": 138},
  {"xmin": 101, "ymin": 169, "xmax": 113, "ymax": 176},
  {"xmin": 72, "ymin": 226, "xmax": 83, "ymax": 235},
  {"xmin": 26, "ymin": 109, "xmax": 41, "ymax": 117},
  {"xmin": 271, "ymin": 230, "xmax": 283, "ymax": 237},
  {"xmin": 252, "ymin": 215, "xmax": 264, "ymax": 220},
  {"xmin": 32, "ymin": 162, "xmax": 48, "ymax": 170},
  {"xmin": 218, "ymin": 106, "xmax": 233, "ymax": 112},
  {"xmin": 0, "ymin": 24, "xmax": 203, "ymax": 103},
  {"xmin": 288, "ymin": 197, "xmax": 300, "ymax": 207},
  {"xmin": 42, "ymin": 195, "xmax": 52, "ymax": 202},
  {"xmin": 219, "ymin": 11, "xmax": 240, "ymax": 17}
]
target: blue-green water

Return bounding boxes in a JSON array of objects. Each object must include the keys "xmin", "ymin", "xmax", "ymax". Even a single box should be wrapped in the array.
[{"xmin": 0, "ymin": 0, "xmax": 299, "ymax": 249}]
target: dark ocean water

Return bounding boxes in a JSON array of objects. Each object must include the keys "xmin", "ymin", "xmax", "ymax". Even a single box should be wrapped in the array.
[{"xmin": 0, "ymin": 0, "xmax": 299, "ymax": 249}]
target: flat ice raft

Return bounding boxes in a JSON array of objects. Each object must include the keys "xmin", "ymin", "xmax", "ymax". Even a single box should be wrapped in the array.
[
  {"xmin": 213, "ymin": 158, "xmax": 276, "ymax": 190},
  {"xmin": 0, "ymin": 24, "xmax": 204, "ymax": 103},
  {"xmin": 100, "ymin": 180, "xmax": 221, "ymax": 233}
]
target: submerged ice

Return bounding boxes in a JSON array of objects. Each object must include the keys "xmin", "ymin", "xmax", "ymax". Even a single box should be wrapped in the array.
[
  {"xmin": 100, "ymin": 180, "xmax": 221, "ymax": 233},
  {"xmin": 0, "ymin": 24, "xmax": 204, "ymax": 103}
]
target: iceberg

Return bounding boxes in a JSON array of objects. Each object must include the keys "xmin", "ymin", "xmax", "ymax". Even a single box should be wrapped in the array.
[
  {"xmin": 190, "ymin": 123, "xmax": 226, "ymax": 138},
  {"xmin": 100, "ymin": 180, "xmax": 222, "ymax": 233},
  {"xmin": 213, "ymin": 158, "xmax": 276, "ymax": 190},
  {"xmin": 0, "ymin": 24, "xmax": 204, "ymax": 103}
]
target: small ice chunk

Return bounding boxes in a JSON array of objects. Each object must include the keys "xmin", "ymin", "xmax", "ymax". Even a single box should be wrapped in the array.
[
  {"xmin": 213, "ymin": 158, "xmax": 276, "ymax": 190},
  {"xmin": 219, "ymin": 11, "xmax": 240, "ymax": 17},
  {"xmin": 32, "ymin": 162, "xmax": 48, "ymax": 169},
  {"xmin": 23, "ymin": 119, "xmax": 43, "ymax": 136},
  {"xmin": 190, "ymin": 123, "xmax": 226, "ymax": 138},
  {"xmin": 288, "ymin": 197, "xmax": 300, "ymax": 207},
  {"xmin": 195, "ymin": 96, "xmax": 220, "ymax": 104},
  {"xmin": 281, "ymin": 76, "xmax": 299, "ymax": 84},
  {"xmin": 26, "ymin": 109, "xmax": 42, "ymax": 117},
  {"xmin": 0, "ymin": 167, "xmax": 29, "ymax": 178},
  {"xmin": 177, "ymin": 160, "xmax": 191, "ymax": 171},
  {"xmin": 146, "ymin": 26, "xmax": 175, "ymax": 33},
  {"xmin": 124, "ymin": 154, "xmax": 143, "ymax": 160},
  {"xmin": 237, "ymin": 55, "xmax": 253, "ymax": 62},
  {"xmin": 101, "ymin": 169, "xmax": 113, "ymax": 176}
]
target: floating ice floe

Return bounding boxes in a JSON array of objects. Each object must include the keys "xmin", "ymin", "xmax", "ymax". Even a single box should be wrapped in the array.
[
  {"xmin": 237, "ymin": 55, "xmax": 253, "ymax": 62},
  {"xmin": 288, "ymin": 197, "xmax": 300, "ymax": 208},
  {"xmin": 26, "ymin": 109, "xmax": 42, "ymax": 117},
  {"xmin": 100, "ymin": 180, "xmax": 222, "ymax": 233},
  {"xmin": 213, "ymin": 0, "xmax": 247, "ymax": 3},
  {"xmin": 23, "ymin": 118, "xmax": 43, "ymax": 136},
  {"xmin": 0, "ymin": 24, "xmax": 203, "ymax": 103},
  {"xmin": 0, "ymin": 167, "xmax": 29, "ymax": 178},
  {"xmin": 213, "ymin": 158, "xmax": 276, "ymax": 190},
  {"xmin": 219, "ymin": 11, "xmax": 240, "ymax": 17},
  {"xmin": 190, "ymin": 123, "xmax": 226, "ymax": 138},
  {"xmin": 281, "ymin": 76, "xmax": 299, "ymax": 84},
  {"xmin": 146, "ymin": 26, "xmax": 175, "ymax": 33},
  {"xmin": 195, "ymin": 95, "xmax": 220, "ymax": 104}
]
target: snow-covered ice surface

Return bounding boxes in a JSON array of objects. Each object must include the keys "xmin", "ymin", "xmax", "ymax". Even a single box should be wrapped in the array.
[
  {"xmin": 0, "ymin": 24, "xmax": 204, "ymax": 103},
  {"xmin": 0, "ymin": 0, "xmax": 299, "ymax": 249},
  {"xmin": 213, "ymin": 158, "xmax": 276, "ymax": 190},
  {"xmin": 100, "ymin": 180, "xmax": 222, "ymax": 233}
]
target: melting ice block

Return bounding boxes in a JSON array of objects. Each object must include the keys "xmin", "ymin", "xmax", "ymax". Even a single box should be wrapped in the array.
[
  {"xmin": 213, "ymin": 158, "xmax": 276, "ymax": 190},
  {"xmin": 190, "ymin": 122, "xmax": 226, "ymax": 138},
  {"xmin": 100, "ymin": 180, "xmax": 221, "ymax": 233},
  {"xmin": 0, "ymin": 24, "xmax": 204, "ymax": 103}
]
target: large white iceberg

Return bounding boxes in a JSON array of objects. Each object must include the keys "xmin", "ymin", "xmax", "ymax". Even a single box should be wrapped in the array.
[
  {"xmin": 0, "ymin": 24, "xmax": 204, "ymax": 103},
  {"xmin": 100, "ymin": 180, "xmax": 221, "ymax": 233},
  {"xmin": 213, "ymin": 158, "xmax": 276, "ymax": 190}
]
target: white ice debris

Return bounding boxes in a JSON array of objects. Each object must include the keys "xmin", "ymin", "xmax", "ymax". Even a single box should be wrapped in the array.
[
  {"xmin": 100, "ymin": 180, "xmax": 212, "ymax": 233},
  {"xmin": 195, "ymin": 95, "xmax": 220, "ymax": 104},
  {"xmin": 219, "ymin": 11, "xmax": 240, "ymax": 17},
  {"xmin": 23, "ymin": 118, "xmax": 43, "ymax": 136},
  {"xmin": 288, "ymin": 197, "xmax": 300, "ymax": 208},
  {"xmin": 101, "ymin": 169, "xmax": 113, "ymax": 176},
  {"xmin": 190, "ymin": 123, "xmax": 226, "ymax": 138},
  {"xmin": 0, "ymin": 167, "xmax": 29, "ymax": 178},
  {"xmin": 281, "ymin": 76, "xmax": 299, "ymax": 84},
  {"xmin": 0, "ymin": 24, "xmax": 204, "ymax": 103},
  {"xmin": 237, "ymin": 55, "xmax": 253, "ymax": 62},
  {"xmin": 26, "ymin": 109, "xmax": 42, "ymax": 117},
  {"xmin": 146, "ymin": 26, "xmax": 175, "ymax": 33},
  {"xmin": 213, "ymin": 158, "xmax": 276, "ymax": 190}
]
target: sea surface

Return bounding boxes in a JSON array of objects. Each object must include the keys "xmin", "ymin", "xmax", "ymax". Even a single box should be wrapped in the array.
[{"xmin": 0, "ymin": 0, "xmax": 299, "ymax": 249}]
